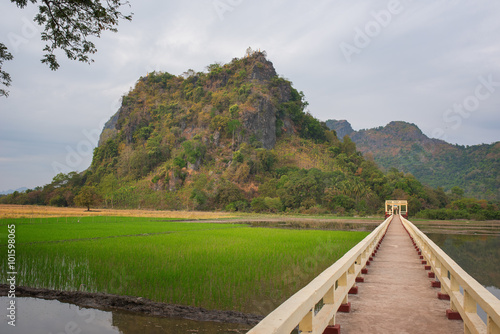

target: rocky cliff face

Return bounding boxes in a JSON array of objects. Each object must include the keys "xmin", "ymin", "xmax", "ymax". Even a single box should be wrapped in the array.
[
  {"xmin": 249, "ymin": 53, "xmax": 277, "ymax": 82},
  {"xmin": 98, "ymin": 109, "xmax": 120, "ymax": 146},
  {"xmin": 242, "ymin": 97, "xmax": 276, "ymax": 149},
  {"xmin": 325, "ymin": 120, "xmax": 354, "ymax": 140},
  {"xmin": 97, "ymin": 51, "xmax": 296, "ymax": 151}
]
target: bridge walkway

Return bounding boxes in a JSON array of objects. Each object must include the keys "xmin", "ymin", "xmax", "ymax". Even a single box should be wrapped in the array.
[{"xmin": 335, "ymin": 215, "xmax": 463, "ymax": 333}]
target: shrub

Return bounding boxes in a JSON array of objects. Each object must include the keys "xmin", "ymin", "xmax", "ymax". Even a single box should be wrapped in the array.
[
  {"xmin": 416, "ymin": 209, "xmax": 470, "ymax": 220},
  {"xmin": 49, "ymin": 195, "xmax": 67, "ymax": 207},
  {"xmin": 210, "ymin": 115, "xmax": 231, "ymax": 136},
  {"xmin": 264, "ymin": 197, "xmax": 283, "ymax": 213},
  {"xmin": 225, "ymin": 200, "xmax": 249, "ymax": 212},
  {"xmin": 251, "ymin": 197, "xmax": 267, "ymax": 213},
  {"xmin": 173, "ymin": 156, "xmax": 187, "ymax": 169},
  {"xmin": 251, "ymin": 196, "xmax": 283, "ymax": 213},
  {"xmin": 213, "ymin": 180, "xmax": 245, "ymax": 208},
  {"xmin": 233, "ymin": 150, "xmax": 244, "ymax": 163},
  {"xmin": 233, "ymin": 200, "xmax": 250, "ymax": 212},
  {"xmin": 225, "ymin": 203, "xmax": 237, "ymax": 212}
]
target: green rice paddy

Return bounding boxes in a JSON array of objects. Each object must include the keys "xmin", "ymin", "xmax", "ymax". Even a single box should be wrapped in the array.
[{"xmin": 0, "ymin": 217, "xmax": 368, "ymax": 314}]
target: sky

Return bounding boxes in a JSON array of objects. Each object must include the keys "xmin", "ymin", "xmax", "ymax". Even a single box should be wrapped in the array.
[{"xmin": 1, "ymin": 0, "xmax": 499, "ymax": 191}]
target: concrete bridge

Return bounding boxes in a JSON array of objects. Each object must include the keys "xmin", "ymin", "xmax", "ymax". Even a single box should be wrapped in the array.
[{"xmin": 247, "ymin": 215, "xmax": 500, "ymax": 334}]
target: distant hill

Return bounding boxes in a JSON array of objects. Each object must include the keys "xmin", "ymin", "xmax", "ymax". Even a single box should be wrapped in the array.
[
  {"xmin": 0, "ymin": 187, "xmax": 28, "ymax": 195},
  {"xmin": 326, "ymin": 120, "xmax": 500, "ymax": 200}
]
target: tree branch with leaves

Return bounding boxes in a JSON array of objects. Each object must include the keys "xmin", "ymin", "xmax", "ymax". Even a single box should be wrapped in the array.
[
  {"xmin": 0, "ymin": 0, "xmax": 132, "ymax": 97},
  {"xmin": 0, "ymin": 44, "xmax": 13, "ymax": 97}
]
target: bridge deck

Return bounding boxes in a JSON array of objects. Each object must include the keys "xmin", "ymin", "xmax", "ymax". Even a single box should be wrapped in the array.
[{"xmin": 335, "ymin": 216, "xmax": 463, "ymax": 333}]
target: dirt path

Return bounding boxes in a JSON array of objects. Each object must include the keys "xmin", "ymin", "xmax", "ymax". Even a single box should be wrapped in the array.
[
  {"xmin": 0, "ymin": 285, "xmax": 263, "ymax": 325},
  {"xmin": 335, "ymin": 216, "xmax": 464, "ymax": 333}
]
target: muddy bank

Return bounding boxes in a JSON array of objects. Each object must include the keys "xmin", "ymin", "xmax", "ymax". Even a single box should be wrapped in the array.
[{"xmin": 0, "ymin": 285, "xmax": 263, "ymax": 326}]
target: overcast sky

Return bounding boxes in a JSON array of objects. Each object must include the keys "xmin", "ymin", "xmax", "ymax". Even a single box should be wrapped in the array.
[{"xmin": 1, "ymin": 0, "xmax": 499, "ymax": 191}]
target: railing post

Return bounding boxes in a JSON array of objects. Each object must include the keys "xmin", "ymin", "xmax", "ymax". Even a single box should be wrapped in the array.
[
  {"xmin": 439, "ymin": 264, "xmax": 448, "ymax": 294},
  {"xmin": 464, "ymin": 290, "xmax": 476, "ymax": 334},
  {"xmin": 488, "ymin": 316, "xmax": 500, "ymax": 334},
  {"xmin": 299, "ymin": 308, "xmax": 314, "ymax": 333},
  {"xmin": 355, "ymin": 255, "xmax": 363, "ymax": 281},
  {"xmin": 324, "ymin": 285, "xmax": 336, "ymax": 326},
  {"xmin": 338, "ymin": 272, "xmax": 349, "ymax": 305},
  {"xmin": 464, "ymin": 290, "xmax": 476, "ymax": 313},
  {"xmin": 435, "ymin": 260, "xmax": 442, "ymax": 278},
  {"xmin": 339, "ymin": 272, "xmax": 347, "ymax": 287},
  {"xmin": 450, "ymin": 275, "xmax": 460, "ymax": 312},
  {"xmin": 348, "ymin": 263, "xmax": 355, "ymax": 276}
]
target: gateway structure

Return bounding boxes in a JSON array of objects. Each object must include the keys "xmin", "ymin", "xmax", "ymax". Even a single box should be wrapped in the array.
[{"xmin": 385, "ymin": 200, "xmax": 408, "ymax": 218}]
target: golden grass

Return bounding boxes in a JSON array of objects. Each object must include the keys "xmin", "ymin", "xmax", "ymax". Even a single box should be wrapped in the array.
[{"xmin": 0, "ymin": 204, "xmax": 235, "ymax": 220}]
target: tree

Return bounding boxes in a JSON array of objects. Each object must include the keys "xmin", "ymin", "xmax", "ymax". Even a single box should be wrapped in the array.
[
  {"xmin": 213, "ymin": 180, "xmax": 245, "ymax": 209},
  {"xmin": 99, "ymin": 174, "xmax": 118, "ymax": 208},
  {"xmin": 450, "ymin": 186, "xmax": 464, "ymax": 199},
  {"xmin": 1, "ymin": 0, "xmax": 133, "ymax": 96},
  {"xmin": 74, "ymin": 186, "xmax": 99, "ymax": 211},
  {"xmin": 350, "ymin": 177, "xmax": 367, "ymax": 203}
]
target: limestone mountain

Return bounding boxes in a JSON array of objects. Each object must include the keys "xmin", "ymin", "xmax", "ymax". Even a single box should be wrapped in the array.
[
  {"xmin": 326, "ymin": 120, "xmax": 500, "ymax": 200},
  {"xmin": 85, "ymin": 51, "xmax": 454, "ymax": 214},
  {"xmin": 3, "ymin": 51, "xmax": 475, "ymax": 216}
]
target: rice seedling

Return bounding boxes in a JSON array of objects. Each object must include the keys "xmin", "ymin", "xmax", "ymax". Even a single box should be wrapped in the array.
[
  {"xmin": 0, "ymin": 216, "xmax": 245, "ymax": 243},
  {"xmin": 0, "ymin": 217, "xmax": 368, "ymax": 314}
]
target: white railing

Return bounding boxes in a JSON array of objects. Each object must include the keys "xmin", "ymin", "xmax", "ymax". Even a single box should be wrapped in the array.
[
  {"xmin": 247, "ymin": 216, "xmax": 393, "ymax": 334},
  {"xmin": 400, "ymin": 216, "xmax": 500, "ymax": 334}
]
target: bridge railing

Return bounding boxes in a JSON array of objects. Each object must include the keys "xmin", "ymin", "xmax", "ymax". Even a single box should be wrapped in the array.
[
  {"xmin": 247, "ymin": 216, "xmax": 393, "ymax": 334},
  {"xmin": 400, "ymin": 216, "xmax": 500, "ymax": 334}
]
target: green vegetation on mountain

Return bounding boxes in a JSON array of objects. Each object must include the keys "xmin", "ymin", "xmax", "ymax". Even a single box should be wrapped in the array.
[
  {"xmin": 2, "ymin": 51, "xmax": 499, "ymax": 218},
  {"xmin": 326, "ymin": 120, "xmax": 500, "ymax": 201}
]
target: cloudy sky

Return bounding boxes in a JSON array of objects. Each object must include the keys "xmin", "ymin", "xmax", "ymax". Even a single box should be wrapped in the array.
[{"xmin": 1, "ymin": 0, "xmax": 499, "ymax": 191}]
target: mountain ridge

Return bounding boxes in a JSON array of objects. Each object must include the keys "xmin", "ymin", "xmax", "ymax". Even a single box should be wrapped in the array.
[
  {"xmin": 0, "ymin": 187, "xmax": 28, "ymax": 195},
  {"xmin": 326, "ymin": 120, "xmax": 500, "ymax": 200}
]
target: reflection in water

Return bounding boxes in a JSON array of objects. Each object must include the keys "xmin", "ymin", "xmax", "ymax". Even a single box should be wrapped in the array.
[
  {"xmin": 0, "ymin": 297, "xmax": 250, "ymax": 334},
  {"xmin": 248, "ymin": 220, "xmax": 377, "ymax": 232},
  {"xmin": 0, "ymin": 297, "xmax": 119, "ymax": 334},
  {"xmin": 426, "ymin": 234, "xmax": 500, "ymax": 288},
  {"xmin": 426, "ymin": 234, "xmax": 500, "ymax": 323}
]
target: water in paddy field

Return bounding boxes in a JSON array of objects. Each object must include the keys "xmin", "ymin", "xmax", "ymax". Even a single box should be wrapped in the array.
[
  {"xmin": 248, "ymin": 220, "xmax": 378, "ymax": 232},
  {"xmin": 426, "ymin": 233, "xmax": 500, "ymax": 323},
  {"xmin": 0, "ymin": 297, "xmax": 250, "ymax": 334}
]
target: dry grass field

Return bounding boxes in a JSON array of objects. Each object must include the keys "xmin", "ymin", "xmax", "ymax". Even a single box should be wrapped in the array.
[
  {"xmin": 0, "ymin": 204, "xmax": 235, "ymax": 220},
  {"xmin": 2, "ymin": 205, "xmax": 498, "ymax": 235}
]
